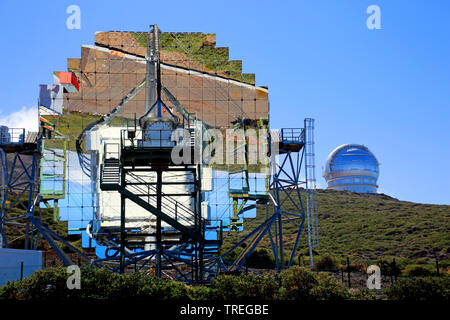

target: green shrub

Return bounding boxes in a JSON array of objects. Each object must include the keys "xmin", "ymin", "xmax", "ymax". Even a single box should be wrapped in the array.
[
  {"xmin": 0, "ymin": 267, "xmax": 77, "ymax": 300},
  {"xmin": 188, "ymin": 285, "xmax": 217, "ymax": 300},
  {"xmin": 0, "ymin": 281, "xmax": 23, "ymax": 300},
  {"xmin": 4, "ymin": 265, "xmax": 447, "ymax": 301},
  {"xmin": 344, "ymin": 263, "xmax": 365, "ymax": 273},
  {"xmin": 244, "ymin": 249, "xmax": 276, "ymax": 269},
  {"xmin": 385, "ymin": 276, "xmax": 450, "ymax": 300},
  {"xmin": 212, "ymin": 274, "xmax": 278, "ymax": 300},
  {"xmin": 310, "ymin": 274, "xmax": 349, "ymax": 300},
  {"xmin": 377, "ymin": 259, "xmax": 401, "ymax": 277},
  {"xmin": 403, "ymin": 265, "xmax": 434, "ymax": 277},
  {"xmin": 277, "ymin": 266, "xmax": 318, "ymax": 300},
  {"xmin": 0, "ymin": 267, "xmax": 193, "ymax": 301},
  {"xmin": 79, "ymin": 267, "xmax": 118, "ymax": 300},
  {"xmin": 438, "ymin": 260, "xmax": 450, "ymax": 269},
  {"xmin": 348, "ymin": 288, "xmax": 378, "ymax": 300},
  {"xmin": 315, "ymin": 256, "xmax": 337, "ymax": 271}
]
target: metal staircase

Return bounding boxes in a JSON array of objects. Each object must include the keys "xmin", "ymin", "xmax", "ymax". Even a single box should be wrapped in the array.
[
  {"xmin": 99, "ymin": 151, "xmax": 220, "ymax": 248},
  {"xmin": 100, "ymin": 158, "xmax": 120, "ymax": 190}
]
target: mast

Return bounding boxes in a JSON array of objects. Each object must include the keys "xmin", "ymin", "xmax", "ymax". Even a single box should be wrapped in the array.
[{"xmin": 145, "ymin": 24, "xmax": 158, "ymax": 113}]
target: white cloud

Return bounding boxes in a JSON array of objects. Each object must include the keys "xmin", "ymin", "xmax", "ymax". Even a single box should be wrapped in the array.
[{"xmin": 0, "ymin": 106, "xmax": 38, "ymax": 133}]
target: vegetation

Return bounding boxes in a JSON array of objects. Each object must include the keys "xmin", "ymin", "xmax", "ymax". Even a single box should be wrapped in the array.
[
  {"xmin": 211, "ymin": 274, "xmax": 278, "ymax": 300},
  {"xmin": 44, "ymin": 111, "xmax": 128, "ymax": 152},
  {"xmin": 277, "ymin": 266, "xmax": 319, "ymax": 300},
  {"xmin": 402, "ymin": 264, "xmax": 435, "ymax": 277},
  {"xmin": 385, "ymin": 277, "xmax": 450, "ymax": 300},
  {"xmin": 131, "ymin": 32, "xmax": 255, "ymax": 84},
  {"xmin": 223, "ymin": 189, "xmax": 450, "ymax": 270},
  {"xmin": 0, "ymin": 266, "xmax": 384, "ymax": 301},
  {"xmin": 1, "ymin": 193, "xmax": 79, "ymax": 251},
  {"xmin": 0, "ymin": 267, "xmax": 190, "ymax": 301}
]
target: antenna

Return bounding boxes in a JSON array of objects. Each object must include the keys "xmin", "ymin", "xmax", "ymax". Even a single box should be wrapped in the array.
[{"xmin": 145, "ymin": 25, "xmax": 157, "ymax": 112}]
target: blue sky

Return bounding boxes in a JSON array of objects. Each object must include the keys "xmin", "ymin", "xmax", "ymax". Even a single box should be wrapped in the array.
[{"xmin": 0, "ymin": 0, "xmax": 449, "ymax": 204}]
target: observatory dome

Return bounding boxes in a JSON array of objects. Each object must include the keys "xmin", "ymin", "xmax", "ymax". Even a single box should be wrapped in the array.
[{"xmin": 323, "ymin": 144, "xmax": 379, "ymax": 193}]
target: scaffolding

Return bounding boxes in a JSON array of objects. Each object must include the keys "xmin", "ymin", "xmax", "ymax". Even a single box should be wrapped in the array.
[
  {"xmin": 1, "ymin": 24, "xmax": 319, "ymax": 283},
  {"xmin": 220, "ymin": 121, "xmax": 318, "ymax": 271},
  {"xmin": 0, "ymin": 127, "xmax": 92, "ymax": 266}
]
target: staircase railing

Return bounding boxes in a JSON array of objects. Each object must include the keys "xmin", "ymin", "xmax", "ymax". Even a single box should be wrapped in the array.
[
  {"xmin": 280, "ymin": 128, "xmax": 305, "ymax": 144},
  {"xmin": 99, "ymin": 142, "xmax": 217, "ymax": 244},
  {"xmin": 126, "ymin": 172, "xmax": 206, "ymax": 234}
]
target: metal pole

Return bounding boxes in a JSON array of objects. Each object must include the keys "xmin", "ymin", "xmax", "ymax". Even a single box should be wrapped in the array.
[
  {"xmin": 194, "ymin": 243, "xmax": 199, "ymax": 283},
  {"xmin": 304, "ymin": 121, "xmax": 314, "ymax": 268},
  {"xmin": 120, "ymin": 193, "xmax": 126, "ymax": 273},
  {"xmin": 154, "ymin": 25, "xmax": 162, "ymax": 118},
  {"xmin": 25, "ymin": 219, "xmax": 30, "ymax": 249},
  {"xmin": 145, "ymin": 25, "xmax": 156, "ymax": 112},
  {"xmin": 120, "ymin": 163, "xmax": 126, "ymax": 273},
  {"xmin": 0, "ymin": 148, "xmax": 6, "ymax": 248},
  {"xmin": 436, "ymin": 257, "xmax": 440, "ymax": 277},
  {"xmin": 274, "ymin": 163, "xmax": 282, "ymax": 271},
  {"xmin": 278, "ymin": 203, "xmax": 284, "ymax": 270},
  {"xmin": 156, "ymin": 169, "xmax": 162, "ymax": 278},
  {"xmin": 393, "ymin": 258, "xmax": 397, "ymax": 282},
  {"xmin": 346, "ymin": 257, "xmax": 351, "ymax": 288}
]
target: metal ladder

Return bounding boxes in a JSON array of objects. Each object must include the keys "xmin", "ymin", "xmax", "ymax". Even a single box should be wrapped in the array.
[{"xmin": 100, "ymin": 158, "xmax": 120, "ymax": 190}]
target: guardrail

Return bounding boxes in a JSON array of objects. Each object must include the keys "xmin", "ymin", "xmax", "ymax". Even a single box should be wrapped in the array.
[
  {"xmin": 0, "ymin": 128, "xmax": 25, "ymax": 145},
  {"xmin": 121, "ymin": 128, "xmax": 177, "ymax": 149},
  {"xmin": 280, "ymin": 128, "xmax": 305, "ymax": 144}
]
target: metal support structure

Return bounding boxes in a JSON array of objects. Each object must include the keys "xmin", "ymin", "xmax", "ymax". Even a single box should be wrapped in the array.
[
  {"xmin": 305, "ymin": 118, "xmax": 319, "ymax": 247},
  {"xmin": 100, "ymin": 160, "xmax": 218, "ymax": 282},
  {"xmin": 95, "ymin": 25, "xmax": 222, "ymax": 282},
  {"xmin": 156, "ymin": 169, "xmax": 162, "ymax": 278},
  {"xmin": 0, "ymin": 140, "xmax": 40, "ymax": 250},
  {"xmin": 221, "ymin": 122, "xmax": 318, "ymax": 272},
  {"xmin": 119, "ymin": 168, "xmax": 126, "ymax": 273},
  {"xmin": 145, "ymin": 25, "xmax": 157, "ymax": 112},
  {"xmin": 0, "ymin": 129, "xmax": 92, "ymax": 267},
  {"xmin": 5, "ymin": 23, "xmax": 318, "ymax": 283},
  {"xmin": 0, "ymin": 148, "xmax": 6, "ymax": 248}
]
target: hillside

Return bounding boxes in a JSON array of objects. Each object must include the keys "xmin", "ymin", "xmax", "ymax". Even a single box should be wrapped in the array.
[{"xmin": 223, "ymin": 189, "xmax": 450, "ymax": 265}]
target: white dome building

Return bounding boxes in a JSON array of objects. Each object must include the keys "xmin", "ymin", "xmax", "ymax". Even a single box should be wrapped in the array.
[{"xmin": 323, "ymin": 144, "xmax": 379, "ymax": 193}]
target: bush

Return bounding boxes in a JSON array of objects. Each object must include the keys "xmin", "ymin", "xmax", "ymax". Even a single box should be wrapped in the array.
[
  {"xmin": 403, "ymin": 265, "xmax": 433, "ymax": 277},
  {"xmin": 277, "ymin": 266, "xmax": 319, "ymax": 300},
  {"xmin": 348, "ymin": 288, "xmax": 378, "ymax": 300},
  {"xmin": 310, "ymin": 274, "xmax": 349, "ymax": 300},
  {"xmin": 244, "ymin": 249, "xmax": 276, "ymax": 269},
  {"xmin": 438, "ymin": 259, "xmax": 450, "ymax": 269},
  {"xmin": 188, "ymin": 285, "xmax": 216, "ymax": 300},
  {"xmin": 212, "ymin": 274, "xmax": 278, "ymax": 300},
  {"xmin": 378, "ymin": 259, "xmax": 401, "ymax": 277},
  {"xmin": 0, "ymin": 267, "xmax": 77, "ymax": 301},
  {"xmin": 315, "ymin": 256, "xmax": 337, "ymax": 271},
  {"xmin": 137, "ymin": 276, "xmax": 190, "ymax": 300},
  {"xmin": 343, "ymin": 263, "xmax": 365, "ymax": 273},
  {"xmin": 4, "ymin": 265, "xmax": 447, "ymax": 301},
  {"xmin": 0, "ymin": 267, "xmax": 193, "ymax": 301},
  {"xmin": 385, "ymin": 276, "xmax": 450, "ymax": 301}
]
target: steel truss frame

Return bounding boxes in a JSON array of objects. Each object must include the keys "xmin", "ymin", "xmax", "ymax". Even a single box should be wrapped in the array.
[
  {"xmin": 0, "ymin": 139, "xmax": 94, "ymax": 267},
  {"xmin": 219, "ymin": 119, "xmax": 317, "ymax": 272}
]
